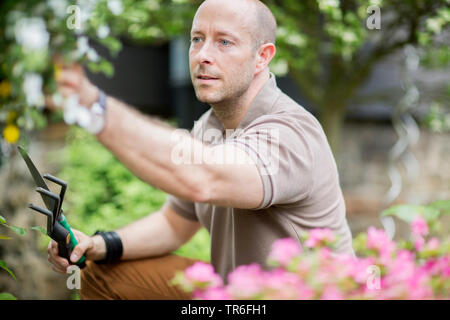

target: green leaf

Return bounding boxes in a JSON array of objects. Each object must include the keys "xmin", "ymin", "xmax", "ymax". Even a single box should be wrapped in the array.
[
  {"xmin": 99, "ymin": 37, "xmax": 122, "ymax": 56},
  {"xmin": 429, "ymin": 200, "xmax": 450, "ymax": 215},
  {"xmin": 0, "ymin": 292, "xmax": 17, "ymax": 300},
  {"xmin": 0, "ymin": 215, "xmax": 5, "ymax": 224},
  {"xmin": 30, "ymin": 226, "xmax": 48, "ymax": 236},
  {"xmin": 7, "ymin": 225, "xmax": 27, "ymax": 237},
  {"xmin": 382, "ymin": 204, "xmax": 441, "ymax": 223},
  {"xmin": 86, "ymin": 59, "xmax": 114, "ymax": 78},
  {"xmin": 0, "ymin": 260, "xmax": 17, "ymax": 281},
  {"xmin": 0, "ymin": 235, "xmax": 12, "ymax": 240}
]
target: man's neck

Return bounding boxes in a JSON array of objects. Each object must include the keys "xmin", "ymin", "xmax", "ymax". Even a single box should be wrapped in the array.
[{"xmin": 210, "ymin": 70, "xmax": 270, "ymax": 130}]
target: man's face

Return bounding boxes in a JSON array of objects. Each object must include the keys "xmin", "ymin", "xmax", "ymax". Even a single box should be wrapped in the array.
[{"xmin": 189, "ymin": 1, "xmax": 257, "ymax": 105}]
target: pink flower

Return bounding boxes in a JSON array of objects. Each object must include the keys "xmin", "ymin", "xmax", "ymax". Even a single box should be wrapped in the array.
[
  {"xmin": 411, "ymin": 216, "xmax": 429, "ymax": 237},
  {"xmin": 383, "ymin": 250, "xmax": 416, "ymax": 292},
  {"xmin": 268, "ymin": 238, "xmax": 302, "ymax": 267},
  {"xmin": 195, "ymin": 287, "xmax": 232, "ymax": 300},
  {"xmin": 263, "ymin": 270, "xmax": 298, "ymax": 299},
  {"xmin": 321, "ymin": 285, "xmax": 344, "ymax": 300},
  {"xmin": 421, "ymin": 259, "xmax": 440, "ymax": 276},
  {"xmin": 414, "ymin": 236, "xmax": 425, "ymax": 251},
  {"xmin": 439, "ymin": 255, "xmax": 450, "ymax": 278},
  {"xmin": 184, "ymin": 262, "xmax": 223, "ymax": 288},
  {"xmin": 406, "ymin": 269, "xmax": 433, "ymax": 300},
  {"xmin": 425, "ymin": 237, "xmax": 440, "ymax": 251},
  {"xmin": 366, "ymin": 227, "xmax": 395, "ymax": 263},
  {"xmin": 226, "ymin": 264, "xmax": 265, "ymax": 299},
  {"xmin": 346, "ymin": 257, "xmax": 376, "ymax": 284},
  {"xmin": 305, "ymin": 228, "xmax": 335, "ymax": 248},
  {"xmin": 424, "ymin": 255, "xmax": 450, "ymax": 278},
  {"xmin": 178, "ymin": 218, "xmax": 449, "ymax": 300}
]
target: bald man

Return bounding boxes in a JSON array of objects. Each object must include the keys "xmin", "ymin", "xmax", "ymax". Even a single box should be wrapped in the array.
[{"xmin": 47, "ymin": 0, "xmax": 354, "ymax": 299}]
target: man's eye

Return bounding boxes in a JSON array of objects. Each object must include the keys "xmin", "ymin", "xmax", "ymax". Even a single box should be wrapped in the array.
[
  {"xmin": 220, "ymin": 39, "xmax": 231, "ymax": 46},
  {"xmin": 191, "ymin": 37, "xmax": 202, "ymax": 43}
]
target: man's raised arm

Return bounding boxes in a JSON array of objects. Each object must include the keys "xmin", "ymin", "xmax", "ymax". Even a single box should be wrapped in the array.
[{"xmin": 52, "ymin": 65, "xmax": 264, "ymax": 209}]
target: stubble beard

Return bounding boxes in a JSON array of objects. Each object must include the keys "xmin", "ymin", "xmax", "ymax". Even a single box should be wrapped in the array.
[{"xmin": 193, "ymin": 69, "xmax": 254, "ymax": 121}]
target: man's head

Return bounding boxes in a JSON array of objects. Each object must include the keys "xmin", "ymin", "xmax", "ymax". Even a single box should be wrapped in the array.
[{"xmin": 189, "ymin": 0, "xmax": 277, "ymax": 106}]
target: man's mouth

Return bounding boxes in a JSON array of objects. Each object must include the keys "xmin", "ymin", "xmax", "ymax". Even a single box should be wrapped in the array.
[{"xmin": 196, "ymin": 74, "xmax": 219, "ymax": 81}]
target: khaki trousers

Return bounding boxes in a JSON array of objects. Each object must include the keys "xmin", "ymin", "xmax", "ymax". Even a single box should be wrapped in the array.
[{"xmin": 80, "ymin": 254, "xmax": 200, "ymax": 300}]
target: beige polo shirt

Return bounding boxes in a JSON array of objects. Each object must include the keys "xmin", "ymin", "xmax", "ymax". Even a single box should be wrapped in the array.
[{"xmin": 165, "ymin": 74, "xmax": 354, "ymax": 280}]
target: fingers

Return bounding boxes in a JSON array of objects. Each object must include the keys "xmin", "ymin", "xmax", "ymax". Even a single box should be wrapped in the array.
[
  {"xmin": 45, "ymin": 68, "xmax": 81, "ymax": 110},
  {"xmin": 70, "ymin": 237, "xmax": 92, "ymax": 264},
  {"xmin": 47, "ymin": 240, "xmax": 69, "ymax": 274},
  {"xmin": 47, "ymin": 230, "xmax": 92, "ymax": 273},
  {"xmin": 56, "ymin": 68, "xmax": 83, "ymax": 89}
]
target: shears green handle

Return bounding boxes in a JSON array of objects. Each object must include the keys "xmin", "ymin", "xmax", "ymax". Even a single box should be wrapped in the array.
[{"xmin": 58, "ymin": 214, "xmax": 86, "ymax": 268}]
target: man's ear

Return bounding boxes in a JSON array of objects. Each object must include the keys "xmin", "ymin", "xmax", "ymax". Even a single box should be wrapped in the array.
[{"xmin": 255, "ymin": 43, "xmax": 276, "ymax": 74}]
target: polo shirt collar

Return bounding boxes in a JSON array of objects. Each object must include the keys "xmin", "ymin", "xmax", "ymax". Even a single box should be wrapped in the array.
[{"xmin": 207, "ymin": 73, "xmax": 280, "ymax": 135}]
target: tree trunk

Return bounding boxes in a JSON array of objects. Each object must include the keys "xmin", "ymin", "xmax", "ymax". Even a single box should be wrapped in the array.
[{"xmin": 319, "ymin": 103, "xmax": 346, "ymax": 156}]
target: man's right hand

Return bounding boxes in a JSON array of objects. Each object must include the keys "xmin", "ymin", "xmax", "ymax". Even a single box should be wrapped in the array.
[
  {"xmin": 47, "ymin": 228, "xmax": 106, "ymax": 274},
  {"xmin": 46, "ymin": 62, "xmax": 100, "ymax": 110}
]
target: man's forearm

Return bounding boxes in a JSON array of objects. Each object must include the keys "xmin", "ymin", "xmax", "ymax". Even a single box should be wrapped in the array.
[
  {"xmin": 96, "ymin": 96, "xmax": 210, "ymax": 203},
  {"xmin": 94, "ymin": 210, "xmax": 182, "ymax": 261}
]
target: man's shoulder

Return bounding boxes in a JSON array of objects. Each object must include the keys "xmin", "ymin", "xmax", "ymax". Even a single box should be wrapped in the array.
[
  {"xmin": 255, "ymin": 88, "xmax": 323, "ymax": 134},
  {"xmin": 273, "ymin": 90, "xmax": 315, "ymax": 118}
]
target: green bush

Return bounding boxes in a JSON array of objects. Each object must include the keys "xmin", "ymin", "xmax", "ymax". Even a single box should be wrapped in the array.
[{"xmin": 45, "ymin": 126, "xmax": 210, "ymax": 262}]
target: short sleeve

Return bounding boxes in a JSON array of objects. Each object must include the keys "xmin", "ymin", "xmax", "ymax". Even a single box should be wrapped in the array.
[
  {"xmin": 164, "ymin": 194, "xmax": 198, "ymax": 221},
  {"xmin": 226, "ymin": 116, "xmax": 316, "ymax": 210},
  {"xmin": 163, "ymin": 117, "xmax": 204, "ymax": 221}
]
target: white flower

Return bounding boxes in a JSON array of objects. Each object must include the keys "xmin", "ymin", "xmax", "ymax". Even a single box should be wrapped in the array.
[
  {"xmin": 87, "ymin": 48, "xmax": 100, "ymax": 62},
  {"xmin": 63, "ymin": 94, "xmax": 92, "ymax": 128},
  {"xmin": 342, "ymin": 31, "xmax": 357, "ymax": 44},
  {"xmin": 23, "ymin": 73, "xmax": 45, "ymax": 107},
  {"xmin": 63, "ymin": 95, "xmax": 80, "ymax": 125},
  {"xmin": 147, "ymin": 0, "xmax": 160, "ymax": 11},
  {"xmin": 14, "ymin": 17, "xmax": 50, "ymax": 51},
  {"xmin": 76, "ymin": 107, "xmax": 92, "ymax": 128},
  {"xmin": 108, "ymin": 0, "xmax": 123, "ymax": 15},
  {"xmin": 286, "ymin": 34, "xmax": 306, "ymax": 47},
  {"xmin": 74, "ymin": 0, "xmax": 99, "ymax": 33},
  {"xmin": 76, "ymin": 36, "xmax": 90, "ymax": 57},
  {"xmin": 52, "ymin": 92, "xmax": 64, "ymax": 107},
  {"xmin": 97, "ymin": 25, "xmax": 110, "ymax": 39},
  {"xmin": 48, "ymin": 0, "xmax": 68, "ymax": 18}
]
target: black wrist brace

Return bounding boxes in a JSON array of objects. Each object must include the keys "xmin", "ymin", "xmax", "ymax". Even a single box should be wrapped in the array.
[{"xmin": 93, "ymin": 230, "xmax": 123, "ymax": 264}]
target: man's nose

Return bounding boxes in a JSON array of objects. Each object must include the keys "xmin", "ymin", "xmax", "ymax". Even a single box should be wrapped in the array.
[{"xmin": 195, "ymin": 41, "xmax": 215, "ymax": 65}]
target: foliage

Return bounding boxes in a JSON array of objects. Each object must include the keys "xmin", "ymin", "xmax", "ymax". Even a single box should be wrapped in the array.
[
  {"xmin": 0, "ymin": 0, "xmax": 193, "ymax": 148},
  {"xmin": 422, "ymin": 100, "xmax": 450, "ymax": 133},
  {"xmin": 172, "ymin": 201, "xmax": 450, "ymax": 300},
  {"xmin": 45, "ymin": 126, "xmax": 210, "ymax": 261},
  {"xmin": 266, "ymin": 0, "xmax": 449, "ymax": 150},
  {"xmin": 0, "ymin": 292, "xmax": 17, "ymax": 300},
  {"xmin": 0, "ymin": 213, "xmax": 27, "ymax": 300},
  {"xmin": 1, "ymin": 0, "xmax": 448, "ymax": 152}
]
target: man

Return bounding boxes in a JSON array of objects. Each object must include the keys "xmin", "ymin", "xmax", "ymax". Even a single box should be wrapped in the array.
[{"xmin": 48, "ymin": 0, "xmax": 354, "ymax": 299}]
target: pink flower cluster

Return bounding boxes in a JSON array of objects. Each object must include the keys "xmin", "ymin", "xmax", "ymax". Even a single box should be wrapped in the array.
[
  {"xmin": 172, "ymin": 218, "xmax": 450, "ymax": 300},
  {"xmin": 305, "ymin": 228, "xmax": 335, "ymax": 249},
  {"xmin": 173, "ymin": 261, "xmax": 223, "ymax": 293},
  {"xmin": 411, "ymin": 215, "xmax": 430, "ymax": 251}
]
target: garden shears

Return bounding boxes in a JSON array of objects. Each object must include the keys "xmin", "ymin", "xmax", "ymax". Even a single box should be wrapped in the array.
[{"xmin": 17, "ymin": 146, "xmax": 86, "ymax": 269}]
